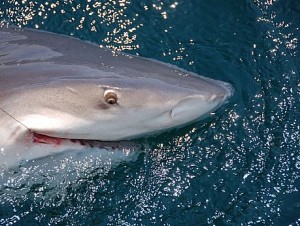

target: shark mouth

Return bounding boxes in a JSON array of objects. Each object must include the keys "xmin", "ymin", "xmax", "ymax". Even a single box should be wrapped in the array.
[
  {"xmin": 33, "ymin": 132, "xmax": 64, "ymax": 146},
  {"xmin": 31, "ymin": 132, "xmax": 140, "ymax": 150}
]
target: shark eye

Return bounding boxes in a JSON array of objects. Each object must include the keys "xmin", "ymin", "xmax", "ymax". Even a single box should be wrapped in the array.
[{"xmin": 104, "ymin": 90, "xmax": 118, "ymax": 104}]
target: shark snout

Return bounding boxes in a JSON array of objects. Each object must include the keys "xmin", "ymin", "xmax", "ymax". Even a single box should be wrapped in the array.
[{"xmin": 171, "ymin": 84, "xmax": 233, "ymax": 122}]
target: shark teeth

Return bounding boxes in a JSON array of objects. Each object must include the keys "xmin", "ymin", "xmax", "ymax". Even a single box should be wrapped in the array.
[
  {"xmin": 32, "ymin": 132, "xmax": 141, "ymax": 151},
  {"xmin": 32, "ymin": 132, "xmax": 63, "ymax": 146}
]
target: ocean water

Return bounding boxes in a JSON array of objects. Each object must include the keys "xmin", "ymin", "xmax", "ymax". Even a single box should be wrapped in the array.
[{"xmin": 0, "ymin": 0, "xmax": 300, "ymax": 225}]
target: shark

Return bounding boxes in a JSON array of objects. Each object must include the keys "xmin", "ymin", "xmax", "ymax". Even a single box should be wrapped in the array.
[{"xmin": 0, "ymin": 26, "xmax": 233, "ymax": 169}]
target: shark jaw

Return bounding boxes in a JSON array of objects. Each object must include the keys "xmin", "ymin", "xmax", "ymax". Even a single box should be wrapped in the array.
[{"xmin": 31, "ymin": 132, "xmax": 137, "ymax": 150}]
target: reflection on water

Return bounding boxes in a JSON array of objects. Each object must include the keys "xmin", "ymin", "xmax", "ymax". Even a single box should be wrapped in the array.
[
  {"xmin": 3, "ymin": 0, "xmax": 143, "ymax": 51},
  {"xmin": 2, "ymin": 0, "xmax": 182, "ymax": 52},
  {"xmin": 1, "ymin": 0, "xmax": 300, "ymax": 225}
]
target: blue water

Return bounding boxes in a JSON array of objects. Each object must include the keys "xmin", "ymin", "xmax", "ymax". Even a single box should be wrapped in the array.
[{"xmin": 1, "ymin": 0, "xmax": 300, "ymax": 225}]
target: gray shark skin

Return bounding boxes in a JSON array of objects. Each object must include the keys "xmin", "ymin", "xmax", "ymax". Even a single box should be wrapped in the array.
[{"xmin": 0, "ymin": 26, "xmax": 233, "ymax": 168}]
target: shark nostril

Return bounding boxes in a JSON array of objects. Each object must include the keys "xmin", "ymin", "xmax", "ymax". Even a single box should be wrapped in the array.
[
  {"xmin": 170, "ymin": 95, "xmax": 227, "ymax": 122},
  {"xmin": 170, "ymin": 109, "xmax": 174, "ymax": 119},
  {"xmin": 208, "ymin": 94, "xmax": 217, "ymax": 101}
]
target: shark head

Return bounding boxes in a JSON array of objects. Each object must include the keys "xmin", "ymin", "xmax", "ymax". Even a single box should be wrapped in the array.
[
  {"xmin": 2, "ymin": 75, "xmax": 233, "ymax": 142},
  {"xmin": 0, "ymin": 27, "xmax": 234, "ymax": 169}
]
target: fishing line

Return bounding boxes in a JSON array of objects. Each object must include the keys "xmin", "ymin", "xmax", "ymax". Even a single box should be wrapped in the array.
[{"xmin": 0, "ymin": 107, "xmax": 30, "ymax": 131}]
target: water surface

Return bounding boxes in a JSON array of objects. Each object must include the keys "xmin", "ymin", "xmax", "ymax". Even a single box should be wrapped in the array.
[{"xmin": 1, "ymin": 0, "xmax": 300, "ymax": 225}]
